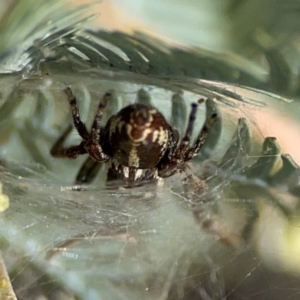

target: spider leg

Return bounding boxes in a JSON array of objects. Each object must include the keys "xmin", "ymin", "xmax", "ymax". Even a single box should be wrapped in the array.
[
  {"xmin": 180, "ymin": 164, "xmax": 207, "ymax": 196},
  {"xmin": 82, "ymin": 93, "xmax": 111, "ymax": 161},
  {"xmin": 157, "ymin": 103, "xmax": 197, "ymax": 178},
  {"xmin": 185, "ymin": 110, "xmax": 218, "ymax": 160},
  {"xmin": 158, "ymin": 101, "xmax": 217, "ymax": 178},
  {"xmin": 193, "ymin": 207, "xmax": 243, "ymax": 248},
  {"xmin": 75, "ymin": 93, "xmax": 111, "ymax": 184},
  {"xmin": 179, "ymin": 166, "xmax": 243, "ymax": 248},
  {"xmin": 65, "ymin": 87, "xmax": 90, "ymax": 140},
  {"xmin": 50, "ymin": 125, "xmax": 87, "ymax": 158},
  {"xmin": 75, "ymin": 156, "xmax": 102, "ymax": 184},
  {"xmin": 90, "ymin": 93, "xmax": 111, "ymax": 145}
]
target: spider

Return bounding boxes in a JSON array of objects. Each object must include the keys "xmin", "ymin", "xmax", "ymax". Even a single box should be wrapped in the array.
[
  {"xmin": 48, "ymin": 88, "xmax": 248, "ymax": 255},
  {"xmin": 51, "ymin": 87, "xmax": 218, "ymax": 187}
]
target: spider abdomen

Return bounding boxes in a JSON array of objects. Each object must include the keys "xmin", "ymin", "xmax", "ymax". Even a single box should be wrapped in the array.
[{"xmin": 106, "ymin": 103, "xmax": 171, "ymax": 169}]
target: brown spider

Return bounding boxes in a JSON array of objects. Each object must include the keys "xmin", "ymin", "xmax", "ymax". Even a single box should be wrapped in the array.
[
  {"xmin": 49, "ymin": 89, "xmax": 246, "ymax": 251},
  {"xmin": 51, "ymin": 88, "xmax": 217, "ymax": 187}
]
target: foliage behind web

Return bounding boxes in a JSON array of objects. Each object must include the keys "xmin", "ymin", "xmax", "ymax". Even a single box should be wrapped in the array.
[
  {"xmin": 226, "ymin": 0, "xmax": 300, "ymax": 97},
  {"xmin": 2, "ymin": 1, "xmax": 300, "ymax": 100}
]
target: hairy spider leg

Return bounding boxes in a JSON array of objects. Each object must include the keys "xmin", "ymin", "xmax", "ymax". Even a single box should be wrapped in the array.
[
  {"xmin": 50, "ymin": 125, "xmax": 87, "ymax": 158},
  {"xmin": 176, "ymin": 108, "xmax": 221, "ymax": 242},
  {"xmin": 81, "ymin": 93, "xmax": 111, "ymax": 162},
  {"xmin": 185, "ymin": 111, "xmax": 218, "ymax": 160},
  {"xmin": 65, "ymin": 87, "xmax": 90, "ymax": 140},
  {"xmin": 50, "ymin": 87, "xmax": 94, "ymax": 160},
  {"xmin": 90, "ymin": 93, "xmax": 111, "ymax": 145},
  {"xmin": 157, "ymin": 103, "xmax": 198, "ymax": 178},
  {"xmin": 158, "ymin": 101, "xmax": 217, "ymax": 178},
  {"xmin": 75, "ymin": 156, "xmax": 103, "ymax": 183},
  {"xmin": 74, "ymin": 93, "xmax": 111, "ymax": 184},
  {"xmin": 51, "ymin": 88, "xmax": 110, "ymax": 163},
  {"xmin": 74, "ymin": 93, "xmax": 114, "ymax": 184}
]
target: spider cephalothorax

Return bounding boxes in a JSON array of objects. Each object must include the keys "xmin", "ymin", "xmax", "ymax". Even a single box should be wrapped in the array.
[{"xmin": 51, "ymin": 88, "xmax": 217, "ymax": 186}]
